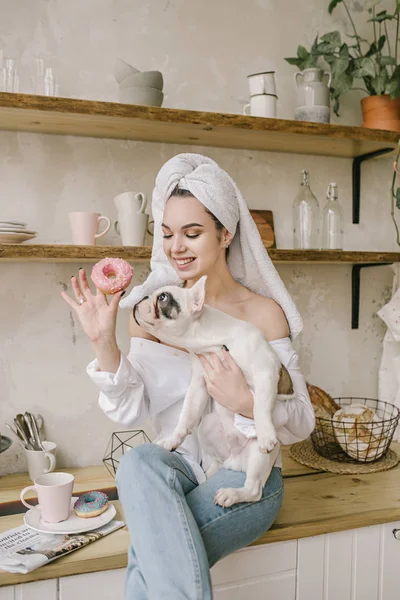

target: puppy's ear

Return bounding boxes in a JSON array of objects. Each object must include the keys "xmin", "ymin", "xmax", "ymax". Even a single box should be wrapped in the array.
[{"xmin": 189, "ymin": 275, "xmax": 207, "ymax": 314}]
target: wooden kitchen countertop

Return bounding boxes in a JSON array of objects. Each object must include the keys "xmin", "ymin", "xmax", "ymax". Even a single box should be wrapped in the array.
[{"xmin": 1, "ymin": 443, "xmax": 400, "ymax": 587}]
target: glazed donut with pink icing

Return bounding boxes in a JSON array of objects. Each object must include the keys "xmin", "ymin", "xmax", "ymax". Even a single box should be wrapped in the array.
[{"xmin": 91, "ymin": 257, "xmax": 134, "ymax": 294}]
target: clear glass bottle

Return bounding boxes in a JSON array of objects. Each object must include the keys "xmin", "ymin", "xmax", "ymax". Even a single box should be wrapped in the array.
[
  {"xmin": 293, "ymin": 169, "xmax": 320, "ymax": 249},
  {"xmin": 321, "ymin": 182, "xmax": 344, "ymax": 249}
]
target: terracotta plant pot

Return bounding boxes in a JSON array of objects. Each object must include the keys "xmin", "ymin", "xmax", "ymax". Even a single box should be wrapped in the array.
[{"xmin": 361, "ymin": 95, "xmax": 400, "ymax": 132}]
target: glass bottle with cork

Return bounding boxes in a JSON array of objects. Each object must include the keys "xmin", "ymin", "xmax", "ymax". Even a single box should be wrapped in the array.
[
  {"xmin": 321, "ymin": 182, "xmax": 343, "ymax": 250},
  {"xmin": 292, "ymin": 169, "xmax": 320, "ymax": 249}
]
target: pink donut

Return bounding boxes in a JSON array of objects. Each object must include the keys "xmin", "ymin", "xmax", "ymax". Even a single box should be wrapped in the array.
[{"xmin": 91, "ymin": 257, "xmax": 133, "ymax": 294}]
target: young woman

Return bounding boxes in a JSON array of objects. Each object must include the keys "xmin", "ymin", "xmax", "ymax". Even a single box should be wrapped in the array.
[{"xmin": 61, "ymin": 153, "xmax": 315, "ymax": 600}]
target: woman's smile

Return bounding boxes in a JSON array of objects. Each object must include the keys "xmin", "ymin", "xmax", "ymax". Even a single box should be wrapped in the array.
[{"xmin": 174, "ymin": 257, "xmax": 197, "ymax": 270}]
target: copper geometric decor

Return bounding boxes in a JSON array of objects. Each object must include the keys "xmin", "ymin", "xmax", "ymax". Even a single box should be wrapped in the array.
[{"xmin": 103, "ymin": 430, "xmax": 152, "ymax": 478}]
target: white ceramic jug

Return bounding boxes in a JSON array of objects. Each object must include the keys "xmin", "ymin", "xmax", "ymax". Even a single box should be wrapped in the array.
[{"xmin": 294, "ymin": 68, "xmax": 332, "ymax": 123}]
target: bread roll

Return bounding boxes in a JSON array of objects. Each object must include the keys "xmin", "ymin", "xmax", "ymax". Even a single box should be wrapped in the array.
[
  {"xmin": 306, "ymin": 383, "xmax": 340, "ymax": 416},
  {"xmin": 332, "ymin": 403, "xmax": 386, "ymax": 462},
  {"xmin": 312, "ymin": 405, "xmax": 336, "ymax": 444}
]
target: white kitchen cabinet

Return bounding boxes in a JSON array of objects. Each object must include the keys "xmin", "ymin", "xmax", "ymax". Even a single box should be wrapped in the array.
[
  {"xmin": 211, "ymin": 539, "xmax": 297, "ymax": 585},
  {"xmin": 213, "ymin": 571, "xmax": 296, "ymax": 599},
  {"xmin": 1, "ymin": 521, "xmax": 399, "ymax": 599},
  {"xmin": 0, "ymin": 586, "xmax": 14, "ymax": 600},
  {"xmin": 59, "ymin": 569, "xmax": 125, "ymax": 600},
  {"xmin": 296, "ymin": 520, "xmax": 400, "ymax": 600},
  {"xmin": 211, "ymin": 540, "xmax": 297, "ymax": 600},
  {"xmin": 15, "ymin": 580, "xmax": 58, "ymax": 600}
]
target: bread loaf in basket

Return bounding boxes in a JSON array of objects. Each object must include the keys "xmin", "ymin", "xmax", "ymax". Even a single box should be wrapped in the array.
[{"xmin": 332, "ymin": 403, "xmax": 386, "ymax": 462}]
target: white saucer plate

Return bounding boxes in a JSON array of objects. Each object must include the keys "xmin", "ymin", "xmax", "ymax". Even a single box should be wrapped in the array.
[
  {"xmin": 0, "ymin": 225, "xmax": 28, "ymax": 230},
  {"xmin": 0, "ymin": 228, "xmax": 36, "ymax": 234},
  {"xmin": 24, "ymin": 497, "xmax": 116, "ymax": 534},
  {"xmin": 0, "ymin": 221, "xmax": 26, "ymax": 227},
  {"xmin": 0, "ymin": 232, "xmax": 37, "ymax": 244}
]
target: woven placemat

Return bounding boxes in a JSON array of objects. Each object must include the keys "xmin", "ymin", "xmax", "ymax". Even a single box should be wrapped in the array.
[{"xmin": 289, "ymin": 439, "xmax": 399, "ymax": 474}]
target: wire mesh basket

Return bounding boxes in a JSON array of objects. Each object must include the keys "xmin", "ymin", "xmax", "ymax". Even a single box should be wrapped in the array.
[{"xmin": 310, "ymin": 397, "xmax": 399, "ymax": 463}]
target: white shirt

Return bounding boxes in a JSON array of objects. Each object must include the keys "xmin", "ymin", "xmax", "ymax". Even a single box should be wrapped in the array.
[{"xmin": 87, "ymin": 337, "xmax": 315, "ymax": 484}]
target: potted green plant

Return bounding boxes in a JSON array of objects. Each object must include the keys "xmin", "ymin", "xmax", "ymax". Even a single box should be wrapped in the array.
[{"xmin": 285, "ymin": 0, "xmax": 400, "ymax": 131}]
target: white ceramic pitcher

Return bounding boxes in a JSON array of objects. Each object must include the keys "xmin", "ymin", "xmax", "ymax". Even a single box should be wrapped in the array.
[{"xmin": 294, "ymin": 68, "xmax": 332, "ymax": 123}]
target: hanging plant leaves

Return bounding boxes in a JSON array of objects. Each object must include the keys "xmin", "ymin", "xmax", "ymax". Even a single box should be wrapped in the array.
[
  {"xmin": 346, "ymin": 33, "xmax": 369, "ymax": 44},
  {"xmin": 321, "ymin": 31, "xmax": 342, "ymax": 46},
  {"xmin": 298, "ymin": 46, "xmax": 309, "ymax": 60},
  {"xmin": 329, "ymin": 45, "xmax": 350, "ymax": 76},
  {"xmin": 372, "ymin": 69, "xmax": 389, "ymax": 95},
  {"xmin": 386, "ymin": 66, "xmax": 400, "ymax": 97},
  {"xmin": 366, "ymin": 35, "xmax": 386, "ymax": 57},
  {"xmin": 368, "ymin": 10, "xmax": 394, "ymax": 23},
  {"xmin": 328, "ymin": 0, "xmax": 343, "ymax": 14},
  {"xmin": 361, "ymin": 57, "xmax": 376, "ymax": 77},
  {"xmin": 381, "ymin": 56, "xmax": 397, "ymax": 66}
]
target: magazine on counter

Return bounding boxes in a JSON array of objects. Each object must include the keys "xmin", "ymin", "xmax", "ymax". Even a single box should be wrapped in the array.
[{"xmin": 0, "ymin": 520, "xmax": 125, "ymax": 574}]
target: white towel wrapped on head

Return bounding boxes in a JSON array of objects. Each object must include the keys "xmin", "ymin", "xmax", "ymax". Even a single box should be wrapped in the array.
[{"xmin": 120, "ymin": 153, "xmax": 303, "ymax": 339}]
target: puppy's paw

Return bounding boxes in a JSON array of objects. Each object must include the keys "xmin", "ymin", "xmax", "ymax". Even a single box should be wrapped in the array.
[
  {"xmin": 156, "ymin": 429, "xmax": 187, "ymax": 451},
  {"xmin": 214, "ymin": 487, "xmax": 241, "ymax": 508},
  {"xmin": 155, "ymin": 437, "xmax": 174, "ymax": 451},
  {"xmin": 258, "ymin": 429, "xmax": 278, "ymax": 454}
]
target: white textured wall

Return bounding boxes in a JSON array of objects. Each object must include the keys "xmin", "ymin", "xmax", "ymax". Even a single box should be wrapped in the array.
[{"xmin": 0, "ymin": 0, "xmax": 397, "ymax": 474}]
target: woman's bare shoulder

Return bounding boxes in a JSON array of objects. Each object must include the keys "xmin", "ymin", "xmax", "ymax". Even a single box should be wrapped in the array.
[
  {"xmin": 128, "ymin": 311, "xmax": 159, "ymax": 341},
  {"xmin": 245, "ymin": 292, "xmax": 290, "ymax": 341}
]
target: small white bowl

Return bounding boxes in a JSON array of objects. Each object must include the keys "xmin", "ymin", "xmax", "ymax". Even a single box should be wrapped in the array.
[
  {"xmin": 114, "ymin": 58, "xmax": 140, "ymax": 84},
  {"xmin": 119, "ymin": 70, "xmax": 164, "ymax": 91},
  {"xmin": 119, "ymin": 86, "xmax": 164, "ymax": 107}
]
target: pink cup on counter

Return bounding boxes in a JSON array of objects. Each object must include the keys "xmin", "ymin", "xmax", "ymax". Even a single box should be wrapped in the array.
[{"xmin": 20, "ymin": 472, "xmax": 74, "ymax": 523}]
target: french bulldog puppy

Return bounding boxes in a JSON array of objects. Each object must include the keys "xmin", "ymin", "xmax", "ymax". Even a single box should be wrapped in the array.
[{"xmin": 133, "ymin": 275, "xmax": 294, "ymax": 507}]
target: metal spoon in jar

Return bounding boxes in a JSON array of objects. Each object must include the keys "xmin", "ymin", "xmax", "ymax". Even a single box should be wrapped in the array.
[
  {"xmin": 13, "ymin": 418, "xmax": 33, "ymax": 450},
  {"xmin": 24, "ymin": 412, "xmax": 45, "ymax": 451},
  {"xmin": 5, "ymin": 422, "xmax": 27, "ymax": 449},
  {"xmin": 30, "ymin": 413, "xmax": 45, "ymax": 451}
]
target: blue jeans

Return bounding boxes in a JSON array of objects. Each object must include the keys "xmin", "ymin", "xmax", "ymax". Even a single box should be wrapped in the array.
[{"xmin": 116, "ymin": 443, "xmax": 284, "ymax": 600}]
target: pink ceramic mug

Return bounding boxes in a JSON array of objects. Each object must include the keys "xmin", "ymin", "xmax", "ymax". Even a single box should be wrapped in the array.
[
  {"xmin": 20, "ymin": 472, "xmax": 75, "ymax": 523},
  {"xmin": 68, "ymin": 211, "xmax": 111, "ymax": 245}
]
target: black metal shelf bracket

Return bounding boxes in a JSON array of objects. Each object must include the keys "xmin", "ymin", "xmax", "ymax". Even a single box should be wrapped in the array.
[
  {"xmin": 352, "ymin": 148, "xmax": 393, "ymax": 224},
  {"xmin": 351, "ymin": 262, "xmax": 393, "ymax": 329}
]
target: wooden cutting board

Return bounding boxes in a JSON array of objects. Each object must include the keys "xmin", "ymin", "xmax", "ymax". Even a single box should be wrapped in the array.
[{"xmin": 250, "ymin": 209, "xmax": 276, "ymax": 248}]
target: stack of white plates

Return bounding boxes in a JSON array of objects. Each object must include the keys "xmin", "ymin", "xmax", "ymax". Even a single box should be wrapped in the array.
[{"xmin": 0, "ymin": 221, "xmax": 37, "ymax": 244}]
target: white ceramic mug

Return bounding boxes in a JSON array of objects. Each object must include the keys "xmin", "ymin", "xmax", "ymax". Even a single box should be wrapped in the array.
[
  {"xmin": 113, "ymin": 191, "xmax": 147, "ymax": 215},
  {"xmin": 25, "ymin": 441, "xmax": 57, "ymax": 482},
  {"xmin": 114, "ymin": 212, "xmax": 149, "ymax": 246},
  {"xmin": 68, "ymin": 212, "xmax": 111, "ymax": 245},
  {"xmin": 243, "ymin": 94, "xmax": 277, "ymax": 118},
  {"xmin": 113, "ymin": 191, "xmax": 148, "ymax": 246},
  {"xmin": 20, "ymin": 472, "xmax": 74, "ymax": 523},
  {"xmin": 247, "ymin": 71, "xmax": 276, "ymax": 96}
]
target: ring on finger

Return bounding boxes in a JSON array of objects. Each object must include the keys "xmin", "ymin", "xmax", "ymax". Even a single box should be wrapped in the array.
[{"xmin": 78, "ymin": 297, "xmax": 86, "ymax": 305}]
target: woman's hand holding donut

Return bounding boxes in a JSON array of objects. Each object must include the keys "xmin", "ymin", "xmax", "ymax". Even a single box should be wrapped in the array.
[{"xmin": 60, "ymin": 268, "xmax": 123, "ymax": 344}]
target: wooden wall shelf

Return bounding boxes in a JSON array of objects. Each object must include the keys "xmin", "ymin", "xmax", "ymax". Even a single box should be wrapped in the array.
[
  {"xmin": 0, "ymin": 93, "xmax": 399, "ymax": 158},
  {"xmin": 1, "ymin": 244, "xmax": 399, "ymax": 264}
]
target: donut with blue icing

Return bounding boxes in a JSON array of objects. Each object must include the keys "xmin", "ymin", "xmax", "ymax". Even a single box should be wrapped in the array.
[{"xmin": 74, "ymin": 491, "xmax": 109, "ymax": 518}]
